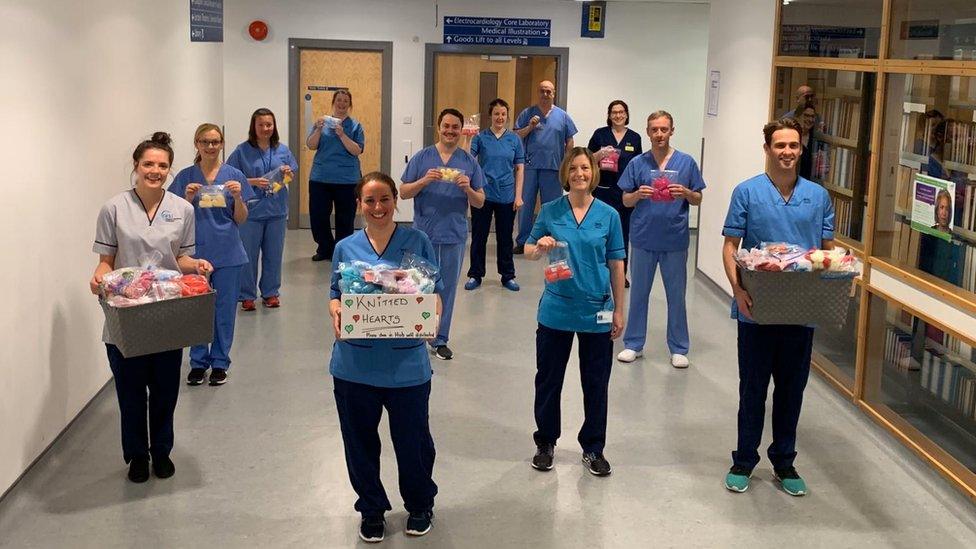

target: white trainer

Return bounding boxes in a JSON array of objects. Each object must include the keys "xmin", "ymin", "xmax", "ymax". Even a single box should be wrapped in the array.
[
  {"xmin": 616, "ymin": 349, "xmax": 642, "ymax": 363},
  {"xmin": 671, "ymin": 354, "xmax": 690, "ymax": 368}
]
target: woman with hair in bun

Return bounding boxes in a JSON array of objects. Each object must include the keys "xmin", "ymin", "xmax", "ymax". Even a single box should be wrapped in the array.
[
  {"xmin": 90, "ymin": 132, "xmax": 213, "ymax": 483},
  {"xmin": 227, "ymin": 108, "xmax": 298, "ymax": 311},
  {"xmin": 170, "ymin": 123, "xmax": 254, "ymax": 387}
]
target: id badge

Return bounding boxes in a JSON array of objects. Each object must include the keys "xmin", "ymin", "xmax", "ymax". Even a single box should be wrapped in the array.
[
  {"xmin": 596, "ymin": 310, "xmax": 613, "ymax": 324},
  {"xmin": 624, "ymin": 144, "xmax": 635, "ymax": 152}
]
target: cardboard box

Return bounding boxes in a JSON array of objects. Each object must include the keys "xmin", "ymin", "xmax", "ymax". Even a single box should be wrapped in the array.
[{"xmin": 340, "ymin": 294, "xmax": 437, "ymax": 339}]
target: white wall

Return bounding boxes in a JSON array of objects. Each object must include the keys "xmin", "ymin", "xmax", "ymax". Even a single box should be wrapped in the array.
[
  {"xmin": 221, "ymin": 0, "xmax": 710, "ymax": 221},
  {"xmin": 697, "ymin": 0, "xmax": 776, "ymax": 291},
  {"xmin": 0, "ymin": 1, "xmax": 223, "ymax": 496}
]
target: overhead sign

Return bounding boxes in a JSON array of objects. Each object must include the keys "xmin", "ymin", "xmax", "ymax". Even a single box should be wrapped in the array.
[
  {"xmin": 190, "ymin": 0, "xmax": 223, "ymax": 43},
  {"xmin": 443, "ymin": 16, "xmax": 551, "ymax": 47}
]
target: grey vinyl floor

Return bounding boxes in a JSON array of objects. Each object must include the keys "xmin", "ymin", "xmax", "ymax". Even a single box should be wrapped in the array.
[{"xmin": 2, "ymin": 230, "xmax": 976, "ymax": 548}]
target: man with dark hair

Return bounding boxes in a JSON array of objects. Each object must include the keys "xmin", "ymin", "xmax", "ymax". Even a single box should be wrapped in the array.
[{"xmin": 720, "ymin": 117, "xmax": 835, "ymax": 497}]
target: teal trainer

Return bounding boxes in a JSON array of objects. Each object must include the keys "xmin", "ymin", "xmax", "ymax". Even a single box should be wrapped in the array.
[
  {"xmin": 724, "ymin": 465, "xmax": 752, "ymax": 493},
  {"xmin": 774, "ymin": 467, "xmax": 807, "ymax": 496}
]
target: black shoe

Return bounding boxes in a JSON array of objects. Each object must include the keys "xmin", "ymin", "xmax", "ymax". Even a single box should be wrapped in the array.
[
  {"xmin": 433, "ymin": 345, "xmax": 453, "ymax": 360},
  {"xmin": 359, "ymin": 516, "xmax": 385, "ymax": 543},
  {"xmin": 152, "ymin": 455, "xmax": 175, "ymax": 479},
  {"xmin": 186, "ymin": 368, "xmax": 207, "ymax": 386},
  {"xmin": 513, "ymin": 244, "xmax": 525, "ymax": 255},
  {"xmin": 405, "ymin": 510, "xmax": 433, "ymax": 536},
  {"xmin": 582, "ymin": 452, "xmax": 612, "ymax": 476},
  {"xmin": 311, "ymin": 253, "xmax": 330, "ymax": 262},
  {"xmin": 531, "ymin": 443, "xmax": 554, "ymax": 471},
  {"xmin": 209, "ymin": 369, "xmax": 228, "ymax": 385},
  {"xmin": 127, "ymin": 456, "xmax": 150, "ymax": 483},
  {"xmin": 624, "ymin": 278, "xmax": 631, "ymax": 289}
]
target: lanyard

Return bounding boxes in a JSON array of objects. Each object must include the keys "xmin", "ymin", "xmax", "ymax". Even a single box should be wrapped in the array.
[{"xmin": 260, "ymin": 145, "xmax": 274, "ymax": 175}]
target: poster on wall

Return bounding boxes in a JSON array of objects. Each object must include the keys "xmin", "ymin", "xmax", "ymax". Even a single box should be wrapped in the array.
[{"xmin": 911, "ymin": 173, "xmax": 955, "ymax": 242}]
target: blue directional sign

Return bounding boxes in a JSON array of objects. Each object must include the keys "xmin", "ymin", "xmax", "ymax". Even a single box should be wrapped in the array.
[
  {"xmin": 190, "ymin": 0, "xmax": 223, "ymax": 43},
  {"xmin": 443, "ymin": 16, "xmax": 551, "ymax": 47}
]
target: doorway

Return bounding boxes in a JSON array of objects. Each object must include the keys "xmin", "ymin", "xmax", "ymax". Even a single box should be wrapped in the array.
[
  {"xmin": 288, "ymin": 39, "xmax": 392, "ymax": 229},
  {"xmin": 424, "ymin": 44, "xmax": 569, "ymax": 146}
]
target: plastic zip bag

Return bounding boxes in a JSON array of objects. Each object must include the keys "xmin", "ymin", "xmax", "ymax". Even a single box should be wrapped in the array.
[
  {"xmin": 462, "ymin": 113, "xmax": 480, "ymax": 136},
  {"xmin": 198, "ymin": 184, "xmax": 227, "ymax": 208},
  {"xmin": 544, "ymin": 241, "xmax": 573, "ymax": 282},
  {"xmin": 648, "ymin": 169, "xmax": 680, "ymax": 201},
  {"xmin": 438, "ymin": 167, "xmax": 466, "ymax": 183},
  {"xmin": 261, "ymin": 166, "xmax": 293, "ymax": 194},
  {"xmin": 598, "ymin": 146, "xmax": 620, "ymax": 173}
]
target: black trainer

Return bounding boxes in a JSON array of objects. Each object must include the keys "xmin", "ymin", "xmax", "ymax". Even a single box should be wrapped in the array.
[
  {"xmin": 209, "ymin": 369, "xmax": 228, "ymax": 385},
  {"xmin": 582, "ymin": 452, "xmax": 612, "ymax": 476},
  {"xmin": 186, "ymin": 368, "xmax": 207, "ymax": 386},
  {"xmin": 311, "ymin": 253, "xmax": 329, "ymax": 262},
  {"xmin": 152, "ymin": 455, "xmax": 175, "ymax": 479},
  {"xmin": 513, "ymin": 244, "xmax": 525, "ymax": 255},
  {"xmin": 127, "ymin": 456, "xmax": 150, "ymax": 483},
  {"xmin": 433, "ymin": 345, "xmax": 453, "ymax": 360},
  {"xmin": 532, "ymin": 443, "xmax": 554, "ymax": 471},
  {"xmin": 359, "ymin": 517, "xmax": 385, "ymax": 543},
  {"xmin": 405, "ymin": 510, "xmax": 434, "ymax": 536}
]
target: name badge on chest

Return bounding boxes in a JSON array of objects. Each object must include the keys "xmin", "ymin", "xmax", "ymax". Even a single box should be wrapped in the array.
[{"xmin": 596, "ymin": 310, "xmax": 613, "ymax": 324}]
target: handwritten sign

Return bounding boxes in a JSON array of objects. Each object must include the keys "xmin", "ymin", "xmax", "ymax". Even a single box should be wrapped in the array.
[{"xmin": 340, "ymin": 294, "xmax": 437, "ymax": 339}]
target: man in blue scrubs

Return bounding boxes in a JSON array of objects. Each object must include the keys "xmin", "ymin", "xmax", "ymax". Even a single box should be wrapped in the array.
[
  {"xmin": 721, "ymin": 118, "xmax": 835, "ymax": 497},
  {"xmin": 616, "ymin": 111, "xmax": 705, "ymax": 369},
  {"xmin": 513, "ymin": 80, "xmax": 577, "ymax": 254}
]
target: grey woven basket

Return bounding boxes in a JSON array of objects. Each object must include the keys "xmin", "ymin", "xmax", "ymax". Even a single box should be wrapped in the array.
[
  {"xmin": 738, "ymin": 269, "xmax": 856, "ymax": 326},
  {"xmin": 100, "ymin": 292, "xmax": 216, "ymax": 358}
]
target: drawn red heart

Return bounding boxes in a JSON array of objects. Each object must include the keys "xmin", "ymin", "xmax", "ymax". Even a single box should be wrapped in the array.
[
  {"xmin": 352, "ymin": 315, "xmax": 360, "ymax": 322},
  {"xmin": 415, "ymin": 324, "xmax": 423, "ymax": 332},
  {"xmin": 415, "ymin": 296, "xmax": 424, "ymax": 303}
]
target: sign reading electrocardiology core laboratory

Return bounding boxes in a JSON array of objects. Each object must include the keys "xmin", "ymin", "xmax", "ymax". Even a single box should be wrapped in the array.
[
  {"xmin": 443, "ymin": 16, "xmax": 551, "ymax": 47},
  {"xmin": 911, "ymin": 173, "xmax": 955, "ymax": 242},
  {"xmin": 190, "ymin": 0, "xmax": 223, "ymax": 42},
  {"xmin": 340, "ymin": 294, "xmax": 438, "ymax": 339}
]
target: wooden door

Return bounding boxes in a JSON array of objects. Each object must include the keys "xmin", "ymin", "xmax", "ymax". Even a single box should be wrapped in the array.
[{"xmin": 298, "ymin": 49, "xmax": 383, "ymax": 228}]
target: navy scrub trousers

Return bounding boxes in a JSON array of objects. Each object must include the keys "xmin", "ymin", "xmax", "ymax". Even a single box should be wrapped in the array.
[
  {"xmin": 733, "ymin": 321, "xmax": 814, "ymax": 471},
  {"xmin": 468, "ymin": 200, "xmax": 516, "ymax": 282},
  {"xmin": 533, "ymin": 324, "xmax": 613, "ymax": 453},
  {"xmin": 309, "ymin": 181, "xmax": 356, "ymax": 259},
  {"xmin": 106, "ymin": 344, "xmax": 182, "ymax": 463},
  {"xmin": 333, "ymin": 377, "xmax": 438, "ymax": 518}
]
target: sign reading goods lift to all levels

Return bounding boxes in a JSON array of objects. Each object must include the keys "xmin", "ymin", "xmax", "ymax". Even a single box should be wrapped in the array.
[{"xmin": 443, "ymin": 16, "xmax": 551, "ymax": 47}]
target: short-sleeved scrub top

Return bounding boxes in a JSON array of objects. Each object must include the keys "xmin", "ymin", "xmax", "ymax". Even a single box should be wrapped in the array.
[{"xmin": 528, "ymin": 197, "xmax": 625, "ymax": 333}]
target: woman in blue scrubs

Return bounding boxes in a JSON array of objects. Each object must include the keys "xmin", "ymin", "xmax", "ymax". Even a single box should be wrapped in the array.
[
  {"xmin": 306, "ymin": 90, "xmax": 365, "ymax": 262},
  {"xmin": 464, "ymin": 98, "xmax": 525, "ymax": 292},
  {"xmin": 328, "ymin": 172, "xmax": 443, "ymax": 543},
  {"xmin": 587, "ymin": 100, "xmax": 642, "ymax": 286},
  {"xmin": 90, "ymin": 132, "xmax": 213, "ymax": 482},
  {"xmin": 227, "ymin": 108, "xmax": 298, "ymax": 311},
  {"xmin": 401, "ymin": 108, "xmax": 486, "ymax": 361},
  {"xmin": 524, "ymin": 147, "xmax": 626, "ymax": 477},
  {"xmin": 170, "ymin": 123, "xmax": 255, "ymax": 387}
]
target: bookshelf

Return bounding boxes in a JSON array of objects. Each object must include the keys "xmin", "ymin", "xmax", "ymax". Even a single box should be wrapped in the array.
[{"xmin": 773, "ymin": 0, "xmax": 976, "ymax": 500}]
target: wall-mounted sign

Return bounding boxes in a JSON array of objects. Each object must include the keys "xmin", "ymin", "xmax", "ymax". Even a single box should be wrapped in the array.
[
  {"xmin": 190, "ymin": 0, "xmax": 223, "ymax": 42},
  {"xmin": 911, "ymin": 173, "xmax": 955, "ymax": 242},
  {"xmin": 581, "ymin": 2, "xmax": 606, "ymax": 39},
  {"xmin": 443, "ymin": 16, "xmax": 551, "ymax": 47}
]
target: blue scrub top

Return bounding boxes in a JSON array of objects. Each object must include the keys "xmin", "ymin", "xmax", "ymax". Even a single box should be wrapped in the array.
[
  {"xmin": 226, "ymin": 141, "xmax": 299, "ymax": 220},
  {"xmin": 169, "ymin": 163, "xmax": 254, "ymax": 268},
  {"xmin": 515, "ymin": 105, "xmax": 578, "ymax": 171},
  {"xmin": 587, "ymin": 126, "xmax": 643, "ymax": 191},
  {"xmin": 329, "ymin": 226, "xmax": 445, "ymax": 388},
  {"xmin": 528, "ymin": 197, "xmax": 625, "ymax": 333},
  {"xmin": 470, "ymin": 128, "xmax": 525, "ymax": 204},
  {"xmin": 401, "ymin": 146, "xmax": 486, "ymax": 245},
  {"xmin": 722, "ymin": 173, "xmax": 835, "ymax": 321},
  {"xmin": 308, "ymin": 117, "xmax": 365, "ymax": 184},
  {"xmin": 617, "ymin": 149, "xmax": 706, "ymax": 252}
]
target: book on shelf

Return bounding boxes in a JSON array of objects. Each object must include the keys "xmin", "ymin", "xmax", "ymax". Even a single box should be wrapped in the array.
[
  {"xmin": 832, "ymin": 195, "xmax": 852, "ymax": 237},
  {"xmin": 884, "ymin": 325, "xmax": 916, "ymax": 371},
  {"xmin": 814, "ymin": 141, "xmax": 857, "ymax": 189},
  {"xmin": 820, "ymin": 97, "xmax": 861, "ymax": 141},
  {"xmin": 915, "ymin": 341, "xmax": 976, "ymax": 421}
]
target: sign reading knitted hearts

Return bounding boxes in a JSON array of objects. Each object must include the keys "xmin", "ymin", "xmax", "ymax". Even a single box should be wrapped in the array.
[{"xmin": 339, "ymin": 293, "xmax": 437, "ymax": 339}]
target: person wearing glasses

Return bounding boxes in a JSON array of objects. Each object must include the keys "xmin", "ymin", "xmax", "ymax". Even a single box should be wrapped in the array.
[{"xmin": 170, "ymin": 123, "xmax": 254, "ymax": 386}]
